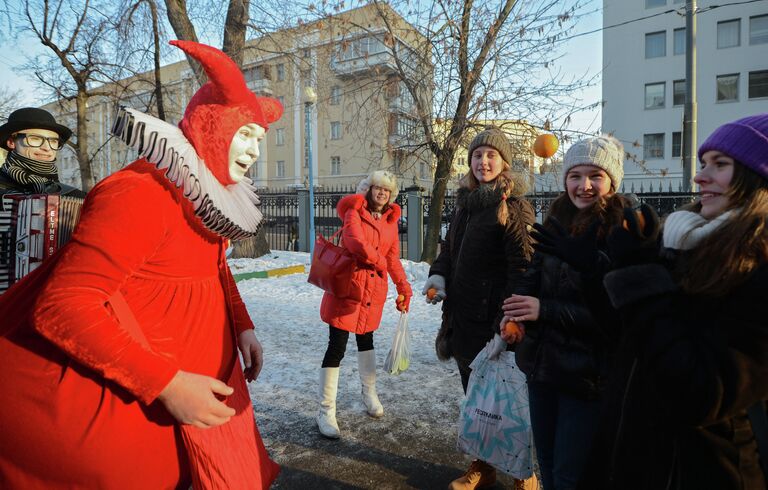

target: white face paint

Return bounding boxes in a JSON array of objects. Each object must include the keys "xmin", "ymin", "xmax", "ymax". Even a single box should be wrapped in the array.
[{"xmin": 228, "ymin": 123, "xmax": 266, "ymax": 183}]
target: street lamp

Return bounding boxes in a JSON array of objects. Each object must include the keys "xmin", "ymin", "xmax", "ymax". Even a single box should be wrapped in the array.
[{"xmin": 303, "ymin": 86, "xmax": 318, "ymax": 256}]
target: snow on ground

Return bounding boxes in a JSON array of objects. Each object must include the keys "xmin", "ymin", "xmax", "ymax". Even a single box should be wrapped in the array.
[{"xmin": 231, "ymin": 251, "xmax": 506, "ymax": 488}]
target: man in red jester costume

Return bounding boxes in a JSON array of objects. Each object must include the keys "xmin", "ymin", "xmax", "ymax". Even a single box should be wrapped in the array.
[{"xmin": 0, "ymin": 41, "xmax": 282, "ymax": 489}]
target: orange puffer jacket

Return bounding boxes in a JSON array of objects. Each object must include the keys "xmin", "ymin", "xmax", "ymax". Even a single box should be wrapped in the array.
[{"xmin": 320, "ymin": 193, "xmax": 411, "ymax": 333}]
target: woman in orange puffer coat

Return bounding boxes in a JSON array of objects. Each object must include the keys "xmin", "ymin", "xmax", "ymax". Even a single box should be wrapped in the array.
[{"xmin": 316, "ymin": 170, "xmax": 412, "ymax": 439}]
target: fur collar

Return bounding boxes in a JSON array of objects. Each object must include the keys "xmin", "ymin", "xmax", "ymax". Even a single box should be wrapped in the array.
[
  {"xmin": 337, "ymin": 193, "xmax": 401, "ymax": 224},
  {"xmin": 456, "ymin": 184, "xmax": 507, "ymax": 212}
]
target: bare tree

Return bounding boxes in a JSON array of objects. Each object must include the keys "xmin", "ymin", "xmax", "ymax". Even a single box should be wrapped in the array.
[
  {"xmin": 308, "ymin": 0, "xmax": 594, "ymax": 262},
  {"xmin": 0, "ymin": 87, "xmax": 23, "ymax": 122},
  {"xmin": 122, "ymin": 0, "xmax": 166, "ymax": 120},
  {"xmin": 163, "ymin": 0, "xmax": 278, "ymax": 259}
]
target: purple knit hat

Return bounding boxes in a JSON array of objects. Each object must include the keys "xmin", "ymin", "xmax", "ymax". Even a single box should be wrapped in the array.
[{"xmin": 698, "ymin": 113, "xmax": 768, "ymax": 180}]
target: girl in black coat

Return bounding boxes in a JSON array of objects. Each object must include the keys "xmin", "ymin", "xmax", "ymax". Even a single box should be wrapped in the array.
[
  {"xmin": 501, "ymin": 135, "xmax": 629, "ymax": 490},
  {"xmin": 424, "ymin": 127, "xmax": 534, "ymax": 490},
  {"xmin": 576, "ymin": 114, "xmax": 768, "ymax": 489}
]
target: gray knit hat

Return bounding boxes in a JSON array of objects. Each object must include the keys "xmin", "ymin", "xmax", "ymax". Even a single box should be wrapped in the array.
[
  {"xmin": 562, "ymin": 135, "xmax": 625, "ymax": 190},
  {"xmin": 468, "ymin": 128, "xmax": 513, "ymax": 165}
]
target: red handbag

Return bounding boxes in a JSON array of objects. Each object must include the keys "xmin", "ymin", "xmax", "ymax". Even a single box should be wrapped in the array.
[{"xmin": 307, "ymin": 227, "xmax": 360, "ymax": 300}]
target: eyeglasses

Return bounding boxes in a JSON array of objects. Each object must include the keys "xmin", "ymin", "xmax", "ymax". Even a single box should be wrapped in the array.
[{"xmin": 14, "ymin": 132, "xmax": 63, "ymax": 150}]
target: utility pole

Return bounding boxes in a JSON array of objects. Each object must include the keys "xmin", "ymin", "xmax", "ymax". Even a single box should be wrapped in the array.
[{"xmin": 683, "ymin": 0, "xmax": 697, "ymax": 192}]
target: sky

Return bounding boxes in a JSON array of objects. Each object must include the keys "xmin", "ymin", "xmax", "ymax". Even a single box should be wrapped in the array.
[{"xmin": 0, "ymin": 1, "xmax": 604, "ymax": 135}]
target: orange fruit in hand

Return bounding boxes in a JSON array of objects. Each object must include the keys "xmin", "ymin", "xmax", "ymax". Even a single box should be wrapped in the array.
[
  {"xmin": 426, "ymin": 287, "xmax": 437, "ymax": 300},
  {"xmin": 397, "ymin": 294, "xmax": 405, "ymax": 303},
  {"xmin": 503, "ymin": 320, "xmax": 523, "ymax": 337},
  {"xmin": 622, "ymin": 209, "xmax": 646, "ymax": 231}
]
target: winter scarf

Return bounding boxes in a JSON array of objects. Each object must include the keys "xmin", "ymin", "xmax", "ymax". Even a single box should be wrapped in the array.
[
  {"xmin": 1, "ymin": 151, "xmax": 59, "ymax": 193},
  {"xmin": 663, "ymin": 209, "xmax": 737, "ymax": 251},
  {"xmin": 457, "ymin": 182, "xmax": 506, "ymax": 211}
]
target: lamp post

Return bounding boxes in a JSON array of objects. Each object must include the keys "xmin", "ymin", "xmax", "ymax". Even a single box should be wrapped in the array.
[{"xmin": 303, "ymin": 86, "xmax": 318, "ymax": 256}]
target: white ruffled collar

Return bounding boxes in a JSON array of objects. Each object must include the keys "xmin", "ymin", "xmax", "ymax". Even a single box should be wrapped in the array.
[
  {"xmin": 662, "ymin": 208, "xmax": 737, "ymax": 251},
  {"xmin": 112, "ymin": 107, "xmax": 264, "ymax": 241}
]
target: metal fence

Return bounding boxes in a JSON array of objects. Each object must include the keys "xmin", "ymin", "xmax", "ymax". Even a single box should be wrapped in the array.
[{"xmin": 257, "ymin": 186, "xmax": 698, "ymax": 258}]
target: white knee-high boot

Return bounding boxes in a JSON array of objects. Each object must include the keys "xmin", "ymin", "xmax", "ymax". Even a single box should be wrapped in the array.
[
  {"xmin": 317, "ymin": 367, "xmax": 341, "ymax": 438},
  {"xmin": 357, "ymin": 350, "xmax": 384, "ymax": 418}
]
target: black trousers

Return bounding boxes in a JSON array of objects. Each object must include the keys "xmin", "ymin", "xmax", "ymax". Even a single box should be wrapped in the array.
[{"xmin": 321, "ymin": 325, "xmax": 374, "ymax": 368}]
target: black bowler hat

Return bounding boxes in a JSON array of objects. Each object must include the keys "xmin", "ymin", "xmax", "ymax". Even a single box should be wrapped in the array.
[{"xmin": 0, "ymin": 107, "xmax": 72, "ymax": 151}]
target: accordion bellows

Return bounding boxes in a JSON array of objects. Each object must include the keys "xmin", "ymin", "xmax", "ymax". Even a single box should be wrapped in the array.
[{"xmin": 111, "ymin": 107, "xmax": 264, "ymax": 241}]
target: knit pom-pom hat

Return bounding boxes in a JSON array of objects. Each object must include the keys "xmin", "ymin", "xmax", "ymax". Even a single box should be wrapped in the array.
[
  {"xmin": 698, "ymin": 113, "xmax": 768, "ymax": 180},
  {"xmin": 172, "ymin": 40, "xmax": 284, "ymax": 185},
  {"xmin": 562, "ymin": 135, "xmax": 625, "ymax": 190},
  {"xmin": 357, "ymin": 170, "xmax": 399, "ymax": 204}
]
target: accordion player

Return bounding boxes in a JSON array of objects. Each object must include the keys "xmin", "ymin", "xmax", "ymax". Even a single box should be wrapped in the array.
[{"xmin": 0, "ymin": 193, "xmax": 84, "ymax": 293}]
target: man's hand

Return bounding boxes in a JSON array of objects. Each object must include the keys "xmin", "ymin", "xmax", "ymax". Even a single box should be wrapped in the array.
[
  {"xmin": 238, "ymin": 329, "xmax": 264, "ymax": 382},
  {"xmin": 157, "ymin": 370, "xmax": 236, "ymax": 428},
  {"xmin": 499, "ymin": 316, "xmax": 526, "ymax": 344},
  {"xmin": 501, "ymin": 294, "xmax": 540, "ymax": 322}
]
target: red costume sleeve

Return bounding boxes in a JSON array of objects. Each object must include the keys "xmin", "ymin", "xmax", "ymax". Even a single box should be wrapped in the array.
[{"xmin": 32, "ymin": 173, "xmax": 178, "ymax": 405}]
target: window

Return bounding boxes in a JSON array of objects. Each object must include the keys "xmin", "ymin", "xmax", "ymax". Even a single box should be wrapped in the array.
[
  {"xmin": 749, "ymin": 70, "xmax": 768, "ymax": 98},
  {"xmin": 673, "ymin": 79, "xmax": 686, "ymax": 105},
  {"xmin": 276, "ymin": 160, "xmax": 285, "ymax": 178},
  {"xmin": 716, "ymin": 74, "xmax": 739, "ymax": 102},
  {"xmin": 750, "ymin": 15, "xmax": 768, "ymax": 45},
  {"xmin": 420, "ymin": 162, "xmax": 429, "ymax": 179},
  {"xmin": 330, "ymin": 156, "xmax": 341, "ymax": 175},
  {"xmin": 643, "ymin": 133, "xmax": 664, "ymax": 159},
  {"xmin": 717, "ymin": 19, "xmax": 740, "ymax": 49},
  {"xmin": 644, "ymin": 82, "xmax": 665, "ymax": 109},
  {"xmin": 302, "ymin": 48, "xmax": 311, "ymax": 58},
  {"xmin": 275, "ymin": 128, "xmax": 285, "ymax": 146},
  {"xmin": 673, "ymin": 28, "xmax": 686, "ymax": 55},
  {"xmin": 672, "ymin": 132, "xmax": 682, "ymax": 158},
  {"xmin": 646, "ymin": 0, "xmax": 665, "ymax": 7},
  {"xmin": 252, "ymin": 162, "xmax": 259, "ymax": 178},
  {"xmin": 330, "ymin": 86, "xmax": 341, "ymax": 105},
  {"xmin": 645, "ymin": 31, "xmax": 666, "ymax": 58},
  {"xmin": 276, "ymin": 64, "xmax": 285, "ymax": 81},
  {"xmin": 330, "ymin": 121, "xmax": 342, "ymax": 140}
]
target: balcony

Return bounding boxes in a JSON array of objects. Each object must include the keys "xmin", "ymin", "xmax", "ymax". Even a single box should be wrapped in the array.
[
  {"xmin": 247, "ymin": 78, "xmax": 273, "ymax": 96},
  {"xmin": 330, "ymin": 51, "xmax": 399, "ymax": 78},
  {"xmin": 388, "ymin": 95, "xmax": 415, "ymax": 114}
]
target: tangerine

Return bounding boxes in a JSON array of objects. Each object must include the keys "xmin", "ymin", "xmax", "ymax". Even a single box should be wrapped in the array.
[
  {"xmin": 426, "ymin": 287, "xmax": 438, "ymax": 300},
  {"xmin": 503, "ymin": 320, "xmax": 523, "ymax": 337},
  {"xmin": 533, "ymin": 133, "xmax": 559, "ymax": 158}
]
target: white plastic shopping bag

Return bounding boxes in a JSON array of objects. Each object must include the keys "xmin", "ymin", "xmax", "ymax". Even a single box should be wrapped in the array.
[
  {"xmin": 384, "ymin": 312, "xmax": 411, "ymax": 375},
  {"xmin": 457, "ymin": 334, "xmax": 533, "ymax": 479}
]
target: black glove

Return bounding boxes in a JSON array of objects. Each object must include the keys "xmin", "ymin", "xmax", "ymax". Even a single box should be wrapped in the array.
[
  {"xmin": 606, "ymin": 204, "xmax": 661, "ymax": 268},
  {"xmin": 531, "ymin": 218, "xmax": 601, "ymax": 273}
]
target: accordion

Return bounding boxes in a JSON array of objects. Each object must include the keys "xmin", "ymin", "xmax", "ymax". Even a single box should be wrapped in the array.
[{"xmin": 0, "ymin": 193, "xmax": 84, "ymax": 293}]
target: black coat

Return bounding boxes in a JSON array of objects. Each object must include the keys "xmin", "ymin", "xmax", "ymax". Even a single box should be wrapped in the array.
[
  {"xmin": 514, "ymin": 251, "xmax": 612, "ymax": 400},
  {"xmin": 580, "ymin": 260, "xmax": 768, "ymax": 490},
  {"xmin": 429, "ymin": 184, "xmax": 534, "ymax": 362},
  {"xmin": 0, "ymin": 171, "xmax": 85, "ymax": 204}
]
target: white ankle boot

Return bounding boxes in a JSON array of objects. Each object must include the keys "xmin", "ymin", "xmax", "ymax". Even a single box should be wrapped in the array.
[
  {"xmin": 317, "ymin": 367, "xmax": 341, "ymax": 438},
  {"xmin": 358, "ymin": 350, "xmax": 384, "ymax": 418}
]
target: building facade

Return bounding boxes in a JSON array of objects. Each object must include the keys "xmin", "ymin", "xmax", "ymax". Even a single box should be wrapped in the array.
[
  {"xmin": 46, "ymin": 4, "xmax": 434, "ymax": 190},
  {"xmin": 602, "ymin": 0, "xmax": 768, "ymax": 191}
]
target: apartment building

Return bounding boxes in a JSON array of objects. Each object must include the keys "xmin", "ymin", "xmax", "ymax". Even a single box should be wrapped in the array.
[
  {"xmin": 602, "ymin": 0, "xmax": 768, "ymax": 191},
  {"xmin": 46, "ymin": 3, "xmax": 433, "ymax": 190}
]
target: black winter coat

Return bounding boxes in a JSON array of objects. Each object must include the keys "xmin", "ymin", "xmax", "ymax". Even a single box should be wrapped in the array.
[
  {"xmin": 430, "ymin": 184, "xmax": 534, "ymax": 363},
  {"xmin": 514, "ymin": 251, "xmax": 612, "ymax": 400},
  {"xmin": 580, "ymin": 260, "xmax": 768, "ymax": 490}
]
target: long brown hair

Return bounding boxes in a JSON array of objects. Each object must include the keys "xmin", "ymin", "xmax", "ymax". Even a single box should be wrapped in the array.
[
  {"xmin": 545, "ymin": 192, "xmax": 629, "ymax": 240},
  {"xmin": 365, "ymin": 187, "xmax": 390, "ymax": 214},
  {"xmin": 677, "ymin": 163, "xmax": 768, "ymax": 296}
]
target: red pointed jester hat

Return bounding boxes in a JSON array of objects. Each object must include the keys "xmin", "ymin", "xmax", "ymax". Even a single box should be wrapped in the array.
[{"xmin": 171, "ymin": 40, "xmax": 284, "ymax": 185}]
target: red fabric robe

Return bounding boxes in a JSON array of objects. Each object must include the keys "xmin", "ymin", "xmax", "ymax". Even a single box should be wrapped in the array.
[{"xmin": 0, "ymin": 160, "xmax": 278, "ymax": 489}]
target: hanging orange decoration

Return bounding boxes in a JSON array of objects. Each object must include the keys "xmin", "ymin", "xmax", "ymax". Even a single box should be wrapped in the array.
[{"xmin": 533, "ymin": 133, "xmax": 559, "ymax": 158}]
